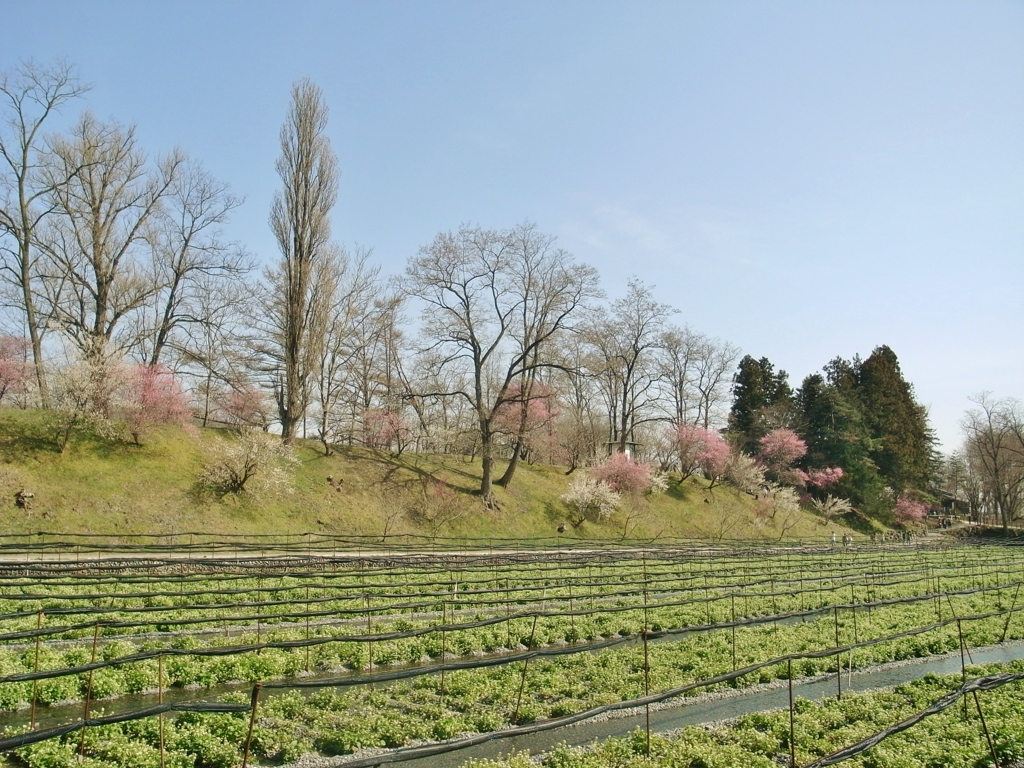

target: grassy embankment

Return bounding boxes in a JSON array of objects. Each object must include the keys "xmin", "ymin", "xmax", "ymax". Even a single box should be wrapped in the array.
[{"xmin": 0, "ymin": 409, "xmax": 857, "ymax": 542}]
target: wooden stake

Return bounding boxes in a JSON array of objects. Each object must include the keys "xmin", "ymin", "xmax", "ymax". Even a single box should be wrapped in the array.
[
  {"xmin": 788, "ymin": 658, "xmax": 796, "ymax": 768},
  {"xmin": 77, "ymin": 623, "xmax": 100, "ymax": 758},
  {"xmin": 30, "ymin": 610, "xmax": 42, "ymax": 731},
  {"xmin": 240, "ymin": 683, "xmax": 262, "ymax": 768}
]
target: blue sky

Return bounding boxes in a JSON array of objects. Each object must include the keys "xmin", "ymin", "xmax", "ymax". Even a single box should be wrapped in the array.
[{"xmin": 4, "ymin": 0, "xmax": 1022, "ymax": 450}]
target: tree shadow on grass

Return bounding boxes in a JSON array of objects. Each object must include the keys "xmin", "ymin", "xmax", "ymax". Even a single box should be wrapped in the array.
[
  {"xmin": 665, "ymin": 476, "xmax": 703, "ymax": 502},
  {"xmin": 315, "ymin": 444, "xmax": 483, "ymax": 490}
]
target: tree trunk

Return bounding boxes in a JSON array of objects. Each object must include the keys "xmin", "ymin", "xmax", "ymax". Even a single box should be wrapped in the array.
[
  {"xmin": 24, "ymin": 285, "xmax": 49, "ymax": 409},
  {"xmin": 497, "ymin": 437, "xmax": 522, "ymax": 488},
  {"xmin": 479, "ymin": 421, "xmax": 494, "ymax": 504}
]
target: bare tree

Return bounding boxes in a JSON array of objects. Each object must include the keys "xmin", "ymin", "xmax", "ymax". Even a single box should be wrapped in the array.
[
  {"xmin": 550, "ymin": 332, "xmax": 601, "ymax": 473},
  {"xmin": 176, "ymin": 274, "xmax": 253, "ymax": 425},
  {"xmin": 496, "ymin": 224, "xmax": 598, "ymax": 487},
  {"xmin": 659, "ymin": 326, "xmax": 739, "ymax": 430},
  {"xmin": 310, "ymin": 246, "xmax": 381, "ymax": 454},
  {"xmin": 404, "ymin": 223, "xmax": 598, "ymax": 503},
  {"xmin": 404, "ymin": 349, "xmax": 476, "ymax": 454},
  {"xmin": 41, "ymin": 112, "xmax": 181, "ymax": 372},
  {"xmin": 0, "ymin": 60, "xmax": 88, "ymax": 406},
  {"xmin": 961, "ymin": 394, "xmax": 1024, "ymax": 533},
  {"xmin": 135, "ymin": 158, "xmax": 249, "ymax": 368},
  {"xmin": 585, "ymin": 279, "xmax": 676, "ymax": 454},
  {"xmin": 261, "ymin": 79, "xmax": 338, "ymax": 443},
  {"xmin": 658, "ymin": 325, "xmax": 700, "ymax": 427}
]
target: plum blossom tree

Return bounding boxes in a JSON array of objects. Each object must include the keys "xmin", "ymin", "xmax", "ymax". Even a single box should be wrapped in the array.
[
  {"xmin": 725, "ymin": 452, "xmax": 766, "ymax": 495},
  {"xmin": 811, "ymin": 494, "xmax": 854, "ymax": 522},
  {"xmin": 699, "ymin": 430, "xmax": 731, "ymax": 486},
  {"xmin": 363, "ymin": 407, "xmax": 412, "ymax": 454},
  {"xmin": 560, "ymin": 473, "xmax": 621, "ymax": 527},
  {"xmin": 894, "ymin": 496, "xmax": 929, "ymax": 525},
  {"xmin": 806, "ymin": 467, "xmax": 845, "ymax": 489},
  {"xmin": 121, "ymin": 364, "xmax": 192, "ymax": 444},
  {"xmin": 757, "ymin": 427, "xmax": 844, "ymax": 491},
  {"xmin": 591, "ymin": 452, "xmax": 652, "ymax": 495},
  {"xmin": 49, "ymin": 359, "xmax": 130, "ymax": 452},
  {"xmin": 753, "ymin": 484, "xmax": 803, "ymax": 540},
  {"xmin": 675, "ymin": 423, "xmax": 706, "ymax": 480},
  {"xmin": 215, "ymin": 382, "xmax": 269, "ymax": 428},
  {"xmin": 199, "ymin": 428, "xmax": 298, "ymax": 496},
  {"xmin": 0, "ymin": 336, "xmax": 31, "ymax": 406},
  {"xmin": 758, "ymin": 428, "xmax": 807, "ymax": 472},
  {"xmin": 674, "ymin": 424, "xmax": 732, "ymax": 485}
]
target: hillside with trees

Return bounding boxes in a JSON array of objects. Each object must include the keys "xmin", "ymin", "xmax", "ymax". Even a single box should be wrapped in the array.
[{"xmin": 4, "ymin": 61, "xmax": 1014, "ymax": 539}]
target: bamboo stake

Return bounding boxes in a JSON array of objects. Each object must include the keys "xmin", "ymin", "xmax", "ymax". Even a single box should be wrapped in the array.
[
  {"xmin": 241, "ymin": 683, "xmax": 262, "ymax": 768},
  {"xmin": 77, "ymin": 623, "xmax": 100, "ymax": 759},
  {"xmin": 788, "ymin": 658, "xmax": 796, "ymax": 768},
  {"xmin": 30, "ymin": 610, "xmax": 42, "ymax": 731},
  {"xmin": 512, "ymin": 614, "xmax": 539, "ymax": 724}
]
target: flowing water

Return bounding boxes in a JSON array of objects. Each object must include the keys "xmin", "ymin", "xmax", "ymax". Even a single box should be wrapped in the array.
[{"xmin": 385, "ymin": 639, "xmax": 1024, "ymax": 768}]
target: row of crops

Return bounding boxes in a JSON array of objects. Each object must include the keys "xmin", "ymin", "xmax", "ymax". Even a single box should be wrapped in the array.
[{"xmin": 0, "ymin": 539, "xmax": 1021, "ymax": 767}]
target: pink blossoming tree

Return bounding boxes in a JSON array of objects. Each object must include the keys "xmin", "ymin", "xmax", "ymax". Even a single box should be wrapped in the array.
[
  {"xmin": 0, "ymin": 336, "xmax": 31, "ymax": 406},
  {"xmin": 215, "ymin": 383, "xmax": 268, "ymax": 428},
  {"xmin": 757, "ymin": 428, "xmax": 843, "ymax": 491},
  {"xmin": 591, "ymin": 452, "xmax": 663, "ymax": 495},
  {"xmin": 363, "ymin": 407, "xmax": 412, "ymax": 454},
  {"xmin": 758, "ymin": 428, "xmax": 807, "ymax": 472},
  {"xmin": 123, "ymin": 365, "xmax": 193, "ymax": 444},
  {"xmin": 674, "ymin": 424, "xmax": 732, "ymax": 485},
  {"xmin": 894, "ymin": 496, "xmax": 929, "ymax": 524},
  {"xmin": 806, "ymin": 467, "xmax": 845, "ymax": 488}
]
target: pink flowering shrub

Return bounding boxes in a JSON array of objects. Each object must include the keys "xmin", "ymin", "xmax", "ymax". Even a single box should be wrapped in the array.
[
  {"xmin": 0, "ymin": 336, "xmax": 31, "ymax": 406},
  {"xmin": 807, "ymin": 467, "xmax": 845, "ymax": 488},
  {"xmin": 363, "ymin": 408, "xmax": 412, "ymax": 452},
  {"xmin": 592, "ymin": 452, "xmax": 657, "ymax": 495},
  {"xmin": 894, "ymin": 496, "xmax": 929, "ymax": 523},
  {"xmin": 758, "ymin": 428, "xmax": 807, "ymax": 470},
  {"xmin": 122, "ymin": 365, "xmax": 192, "ymax": 444},
  {"xmin": 675, "ymin": 424, "xmax": 732, "ymax": 484}
]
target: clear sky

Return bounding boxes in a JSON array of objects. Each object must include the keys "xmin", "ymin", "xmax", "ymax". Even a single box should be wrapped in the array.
[{"xmin": 4, "ymin": 0, "xmax": 1022, "ymax": 451}]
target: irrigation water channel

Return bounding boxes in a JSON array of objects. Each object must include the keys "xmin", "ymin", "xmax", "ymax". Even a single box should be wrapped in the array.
[
  {"xmin": 7, "ymin": 624, "xmax": 1024, "ymax": 767},
  {"xmin": 349, "ymin": 639, "xmax": 1024, "ymax": 768}
]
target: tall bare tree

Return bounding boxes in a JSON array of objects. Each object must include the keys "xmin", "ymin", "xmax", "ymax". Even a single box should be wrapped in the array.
[
  {"xmin": 135, "ymin": 158, "xmax": 249, "ymax": 368},
  {"xmin": 41, "ymin": 112, "xmax": 181, "ymax": 369},
  {"xmin": 404, "ymin": 224, "xmax": 597, "ymax": 502},
  {"xmin": 550, "ymin": 332, "xmax": 601, "ymax": 473},
  {"xmin": 962, "ymin": 394, "xmax": 1024, "ymax": 533},
  {"xmin": 496, "ymin": 224, "xmax": 598, "ymax": 487},
  {"xmin": 585, "ymin": 279, "xmax": 676, "ymax": 454},
  {"xmin": 659, "ymin": 325, "xmax": 738, "ymax": 429},
  {"xmin": 0, "ymin": 60, "xmax": 88, "ymax": 407},
  {"xmin": 261, "ymin": 79, "xmax": 338, "ymax": 443},
  {"xmin": 176, "ymin": 274, "xmax": 253, "ymax": 426},
  {"xmin": 310, "ymin": 246, "xmax": 381, "ymax": 454}
]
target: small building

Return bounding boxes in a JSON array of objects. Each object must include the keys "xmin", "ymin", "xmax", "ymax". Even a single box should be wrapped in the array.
[{"xmin": 605, "ymin": 441, "xmax": 642, "ymax": 460}]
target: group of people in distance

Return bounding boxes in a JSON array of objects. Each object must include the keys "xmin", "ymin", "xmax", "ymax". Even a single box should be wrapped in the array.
[{"xmin": 829, "ymin": 531, "xmax": 854, "ymax": 547}]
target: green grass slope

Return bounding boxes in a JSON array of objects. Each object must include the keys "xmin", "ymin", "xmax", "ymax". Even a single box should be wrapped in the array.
[{"xmin": 0, "ymin": 410, "xmax": 854, "ymax": 542}]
